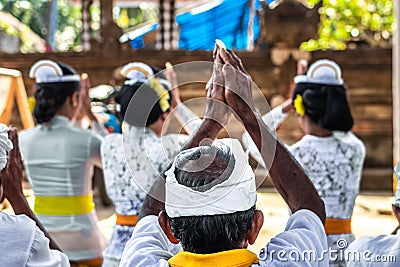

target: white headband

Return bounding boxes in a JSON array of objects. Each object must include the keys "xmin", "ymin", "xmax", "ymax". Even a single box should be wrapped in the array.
[
  {"xmin": 0, "ymin": 124, "xmax": 13, "ymax": 171},
  {"xmin": 29, "ymin": 60, "xmax": 80, "ymax": 84},
  {"xmin": 165, "ymin": 138, "xmax": 257, "ymax": 218},
  {"xmin": 121, "ymin": 62, "xmax": 154, "ymax": 86},
  {"xmin": 294, "ymin": 59, "xmax": 343, "ymax": 86}
]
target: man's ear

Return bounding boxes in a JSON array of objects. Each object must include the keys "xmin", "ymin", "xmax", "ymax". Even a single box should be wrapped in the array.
[
  {"xmin": 246, "ymin": 210, "xmax": 264, "ymax": 245},
  {"xmin": 158, "ymin": 210, "xmax": 179, "ymax": 244},
  {"xmin": 70, "ymin": 91, "xmax": 79, "ymax": 108}
]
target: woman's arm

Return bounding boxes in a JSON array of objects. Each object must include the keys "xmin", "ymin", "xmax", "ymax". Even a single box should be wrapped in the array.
[
  {"xmin": 165, "ymin": 64, "xmax": 202, "ymax": 135},
  {"xmin": 72, "ymin": 73, "xmax": 108, "ymax": 137},
  {"xmin": 173, "ymin": 104, "xmax": 202, "ymax": 136}
]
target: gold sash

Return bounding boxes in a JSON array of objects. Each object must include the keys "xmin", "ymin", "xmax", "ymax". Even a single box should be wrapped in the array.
[
  {"xmin": 168, "ymin": 249, "xmax": 259, "ymax": 267},
  {"xmin": 34, "ymin": 194, "xmax": 94, "ymax": 216}
]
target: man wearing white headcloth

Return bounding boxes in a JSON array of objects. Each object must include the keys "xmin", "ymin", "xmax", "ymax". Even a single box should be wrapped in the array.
[
  {"xmin": 0, "ymin": 124, "xmax": 69, "ymax": 266},
  {"xmin": 119, "ymin": 47, "xmax": 328, "ymax": 266}
]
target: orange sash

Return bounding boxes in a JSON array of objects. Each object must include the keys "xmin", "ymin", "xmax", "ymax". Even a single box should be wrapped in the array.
[
  {"xmin": 116, "ymin": 214, "xmax": 138, "ymax": 226},
  {"xmin": 324, "ymin": 218, "xmax": 352, "ymax": 235},
  {"xmin": 76, "ymin": 258, "xmax": 102, "ymax": 267}
]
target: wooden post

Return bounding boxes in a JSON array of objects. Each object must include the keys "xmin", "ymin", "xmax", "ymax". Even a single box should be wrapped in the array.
[
  {"xmin": 156, "ymin": 0, "xmax": 176, "ymax": 50},
  {"xmin": 45, "ymin": 0, "xmax": 58, "ymax": 51},
  {"xmin": 100, "ymin": 0, "xmax": 113, "ymax": 37},
  {"xmin": 393, "ymin": 0, "xmax": 400, "ymax": 192},
  {"xmin": 0, "ymin": 68, "xmax": 34, "ymax": 129},
  {"xmin": 81, "ymin": 0, "xmax": 93, "ymax": 51},
  {"xmin": 99, "ymin": 0, "xmax": 122, "ymax": 50},
  {"xmin": 247, "ymin": 0, "xmax": 255, "ymax": 51}
]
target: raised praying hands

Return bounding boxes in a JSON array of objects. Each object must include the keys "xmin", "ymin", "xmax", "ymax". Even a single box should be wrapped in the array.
[
  {"xmin": 1, "ymin": 127, "xmax": 24, "ymax": 201},
  {"xmin": 206, "ymin": 46, "xmax": 256, "ymax": 125},
  {"xmin": 204, "ymin": 46, "xmax": 232, "ymax": 127},
  {"xmin": 74, "ymin": 73, "xmax": 98, "ymax": 122},
  {"xmin": 210, "ymin": 47, "xmax": 326, "ymax": 223}
]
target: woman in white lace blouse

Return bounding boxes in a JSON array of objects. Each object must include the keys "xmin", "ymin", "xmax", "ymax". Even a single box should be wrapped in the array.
[
  {"xmin": 100, "ymin": 62, "xmax": 202, "ymax": 267},
  {"xmin": 243, "ymin": 59, "xmax": 366, "ymax": 267}
]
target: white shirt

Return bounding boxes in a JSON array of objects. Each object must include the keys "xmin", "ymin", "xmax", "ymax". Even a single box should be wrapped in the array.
[
  {"xmin": 101, "ymin": 104, "xmax": 201, "ymax": 266},
  {"xmin": 19, "ymin": 115, "xmax": 106, "ymax": 261},
  {"xmin": 0, "ymin": 212, "xmax": 69, "ymax": 267},
  {"xmin": 346, "ymin": 231, "xmax": 400, "ymax": 266},
  {"xmin": 119, "ymin": 209, "xmax": 328, "ymax": 267}
]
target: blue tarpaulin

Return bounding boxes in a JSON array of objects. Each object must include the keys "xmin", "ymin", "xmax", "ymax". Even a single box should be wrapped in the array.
[
  {"xmin": 125, "ymin": 0, "xmax": 262, "ymax": 50},
  {"xmin": 176, "ymin": 0, "xmax": 261, "ymax": 50},
  {"xmin": 125, "ymin": 23, "xmax": 158, "ymax": 49}
]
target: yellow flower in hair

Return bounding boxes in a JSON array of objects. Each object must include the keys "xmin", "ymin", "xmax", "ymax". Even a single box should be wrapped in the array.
[
  {"xmin": 28, "ymin": 96, "xmax": 36, "ymax": 112},
  {"xmin": 150, "ymin": 77, "xmax": 170, "ymax": 112},
  {"xmin": 293, "ymin": 94, "xmax": 305, "ymax": 116}
]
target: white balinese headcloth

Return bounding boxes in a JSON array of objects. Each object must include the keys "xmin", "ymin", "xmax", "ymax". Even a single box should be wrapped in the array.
[
  {"xmin": 165, "ymin": 138, "xmax": 256, "ymax": 218},
  {"xmin": 29, "ymin": 60, "xmax": 80, "ymax": 84},
  {"xmin": 0, "ymin": 124, "xmax": 13, "ymax": 171},
  {"xmin": 294, "ymin": 59, "xmax": 343, "ymax": 86},
  {"xmin": 120, "ymin": 62, "xmax": 154, "ymax": 86}
]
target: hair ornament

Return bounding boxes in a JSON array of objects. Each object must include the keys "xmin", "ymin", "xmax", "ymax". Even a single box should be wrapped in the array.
[{"xmin": 29, "ymin": 60, "xmax": 80, "ymax": 83}]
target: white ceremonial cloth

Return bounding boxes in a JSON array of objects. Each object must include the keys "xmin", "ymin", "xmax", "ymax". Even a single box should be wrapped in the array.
[
  {"xmin": 346, "ymin": 231, "xmax": 400, "ymax": 267},
  {"xmin": 0, "ymin": 123, "xmax": 12, "ymax": 170},
  {"xmin": 165, "ymin": 138, "xmax": 256, "ymax": 218},
  {"xmin": 119, "ymin": 209, "xmax": 328, "ymax": 267},
  {"xmin": 0, "ymin": 212, "xmax": 69, "ymax": 267}
]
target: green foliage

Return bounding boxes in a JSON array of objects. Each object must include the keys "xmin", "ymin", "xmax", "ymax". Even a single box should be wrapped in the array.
[
  {"xmin": 0, "ymin": 0, "xmax": 82, "ymax": 52},
  {"xmin": 114, "ymin": 6, "xmax": 158, "ymax": 29},
  {"xmin": 301, "ymin": 0, "xmax": 394, "ymax": 51},
  {"xmin": 0, "ymin": 1, "xmax": 158, "ymax": 53}
]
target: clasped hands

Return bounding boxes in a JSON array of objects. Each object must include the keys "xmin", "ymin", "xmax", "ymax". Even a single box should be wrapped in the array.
[{"xmin": 205, "ymin": 45, "xmax": 258, "ymax": 128}]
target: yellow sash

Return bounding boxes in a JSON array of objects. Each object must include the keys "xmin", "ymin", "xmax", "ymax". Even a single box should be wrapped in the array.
[
  {"xmin": 116, "ymin": 214, "xmax": 139, "ymax": 226},
  {"xmin": 34, "ymin": 194, "xmax": 94, "ymax": 216},
  {"xmin": 324, "ymin": 218, "xmax": 352, "ymax": 235},
  {"xmin": 168, "ymin": 249, "xmax": 259, "ymax": 267}
]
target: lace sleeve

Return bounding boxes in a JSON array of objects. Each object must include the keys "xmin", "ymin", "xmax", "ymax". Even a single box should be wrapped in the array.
[
  {"xmin": 173, "ymin": 103, "xmax": 202, "ymax": 135},
  {"xmin": 242, "ymin": 106, "xmax": 288, "ymax": 167}
]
